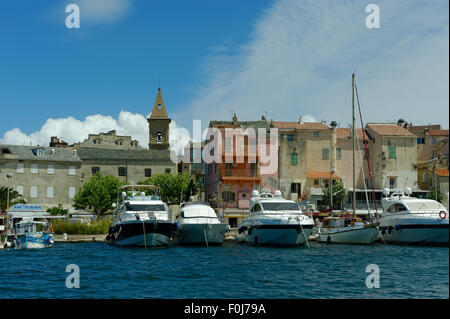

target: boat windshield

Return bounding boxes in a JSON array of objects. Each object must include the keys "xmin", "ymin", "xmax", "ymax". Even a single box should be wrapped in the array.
[
  {"xmin": 406, "ymin": 201, "xmax": 446, "ymax": 211},
  {"xmin": 261, "ymin": 202, "xmax": 301, "ymax": 211},
  {"xmin": 124, "ymin": 203, "xmax": 166, "ymax": 211}
]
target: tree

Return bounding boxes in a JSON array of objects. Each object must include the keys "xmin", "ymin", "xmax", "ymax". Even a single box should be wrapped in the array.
[
  {"xmin": 427, "ymin": 189, "xmax": 443, "ymax": 203},
  {"xmin": 140, "ymin": 172, "xmax": 198, "ymax": 205},
  {"xmin": 73, "ymin": 173, "xmax": 123, "ymax": 215},
  {"xmin": 47, "ymin": 204, "xmax": 68, "ymax": 216},
  {"xmin": 0, "ymin": 186, "xmax": 26, "ymax": 212},
  {"xmin": 321, "ymin": 181, "xmax": 346, "ymax": 209}
]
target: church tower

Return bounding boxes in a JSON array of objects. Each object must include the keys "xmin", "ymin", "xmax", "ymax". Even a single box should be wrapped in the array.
[{"xmin": 147, "ymin": 88, "xmax": 171, "ymax": 150}]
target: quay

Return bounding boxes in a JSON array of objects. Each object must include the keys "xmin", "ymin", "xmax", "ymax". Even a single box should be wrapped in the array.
[{"xmin": 54, "ymin": 234, "xmax": 106, "ymax": 243}]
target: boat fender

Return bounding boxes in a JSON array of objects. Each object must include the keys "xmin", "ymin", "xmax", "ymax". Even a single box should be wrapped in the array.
[
  {"xmin": 395, "ymin": 224, "xmax": 400, "ymax": 231},
  {"xmin": 327, "ymin": 235, "xmax": 331, "ymax": 244},
  {"xmin": 173, "ymin": 222, "xmax": 179, "ymax": 230},
  {"xmin": 387, "ymin": 226, "xmax": 393, "ymax": 234},
  {"xmin": 381, "ymin": 227, "xmax": 386, "ymax": 235},
  {"xmin": 439, "ymin": 211, "xmax": 447, "ymax": 220}
]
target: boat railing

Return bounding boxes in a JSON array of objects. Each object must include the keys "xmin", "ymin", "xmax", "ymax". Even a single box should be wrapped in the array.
[
  {"xmin": 385, "ymin": 210, "xmax": 448, "ymax": 219},
  {"xmin": 178, "ymin": 216, "xmax": 223, "ymax": 224}
]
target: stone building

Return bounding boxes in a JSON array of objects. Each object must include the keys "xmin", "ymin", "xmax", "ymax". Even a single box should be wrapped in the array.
[
  {"xmin": 73, "ymin": 130, "xmax": 141, "ymax": 150},
  {"xmin": 0, "ymin": 145, "xmax": 82, "ymax": 209}
]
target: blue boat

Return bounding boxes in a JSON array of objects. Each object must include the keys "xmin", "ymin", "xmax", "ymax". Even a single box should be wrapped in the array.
[{"xmin": 13, "ymin": 220, "xmax": 54, "ymax": 249}]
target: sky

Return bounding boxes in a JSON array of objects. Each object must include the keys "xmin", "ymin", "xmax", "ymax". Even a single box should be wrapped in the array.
[{"xmin": 0, "ymin": 0, "xmax": 448, "ymax": 153}]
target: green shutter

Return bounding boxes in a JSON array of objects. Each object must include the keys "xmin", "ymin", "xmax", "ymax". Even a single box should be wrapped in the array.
[
  {"xmin": 290, "ymin": 153, "xmax": 298, "ymax": 165},
  {"xmin": 322, "ymin": 148, "xmax": 329, "ymax": 160},
  {"xmin": 389, "ymin": 145, "xmax": 396, "ymax": 159}
]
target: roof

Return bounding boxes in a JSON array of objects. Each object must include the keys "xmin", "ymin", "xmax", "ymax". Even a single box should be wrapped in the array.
[
  {"xmin": 409, "ymin": 125, "xmax": 441, "ymax": 134},
  {"xmin": 0, "ymin": 145, "xmax": 82, "ymax": 162},
  {"xmin": 427, "ymin": 130, "xmax": 449, "ymax": 137},
  {"xmin": 366, "ymin": 124, "xmax": 415, "ymax": 137},
  {"xmin": 148, "ymin": 88, "xmax": 169, "ymax": 120},
  {"xmin": 271, "ymin": 121, "xmax": 329, "ymax": 130},
  {"xmin": 209, "ymin": 120, "xmax": 270, "ymax": 131},
  {"xmin": 435, "ymin": 169, "xmax": 449, "ymax": 177},
  {"xmin": 306, "ymin": 172, "xmax": 341, "ymax": 179},
  {"xmin": 335, "ymin": 128, "xmax": 368, "ymax": 140},
  {"xmin": 76, "ymin": 148, "xmax": 174, "ymax": 163}
]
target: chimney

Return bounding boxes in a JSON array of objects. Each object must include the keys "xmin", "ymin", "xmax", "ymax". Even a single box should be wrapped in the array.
[
  {"xmin": 321, "ymin": 120, "xmax": 327, "ymax": 125},
  {"xmin": 232, "ymin": 113, "xmax": 238, "ymax": 125},
  {"xmin": 261, "ymin": 115, "xmax": 266, "ymax": 121},
  {"xmin": 298, "ymin": 116, "xmax": 304, "ymax": 124}
]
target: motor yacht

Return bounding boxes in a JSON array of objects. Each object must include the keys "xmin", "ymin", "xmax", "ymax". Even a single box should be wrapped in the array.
[
  {"xmin": 106, "ymin": 185, "xmax": 177, "ymax": 247},
  {"xmin": 175, "ymin": 202, "xmax": 229, "ymax": 246},
  {"xmin": 237, "ymin": 190, "xmax": 314, "ymax": 246},
  {"xmin": 379, "ymin": 188, "xmax": 448, "ymax": 245}
]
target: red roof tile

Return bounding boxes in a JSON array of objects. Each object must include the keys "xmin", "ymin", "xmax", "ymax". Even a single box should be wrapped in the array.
[
  {"xmin": 366, "ymin": 124, "xmax": 415, "ymax": 137},
  {"xmin": 427, "ymin": 130, "xmax": 449, "ymax": 137},
  {"xmin": 436, "ymin": 169, "xmax": 449, "ymax": 177},
  {"xmin": 335, "ymin": 128, "xmax": 368, "ymax": 140}
]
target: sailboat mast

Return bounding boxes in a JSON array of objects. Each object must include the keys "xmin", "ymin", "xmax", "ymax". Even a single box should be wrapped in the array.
[{"xmin": 352, "ymin": 73, "xmax": 356, "ymax": 218}]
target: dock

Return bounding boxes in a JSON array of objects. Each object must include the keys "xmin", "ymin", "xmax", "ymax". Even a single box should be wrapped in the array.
[{"xmin": 54, "ymin": 234, "xmax": 106, "ymax": 243}]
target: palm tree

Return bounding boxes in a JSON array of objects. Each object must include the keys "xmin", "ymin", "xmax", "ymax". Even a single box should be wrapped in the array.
[{"xmin": 0, "ymin": 186, "xmax": 26, "ymax": 212}]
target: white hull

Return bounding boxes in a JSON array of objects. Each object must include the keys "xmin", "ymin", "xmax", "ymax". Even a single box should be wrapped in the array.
[
  {"xmin": 113, "ymin": 232, "xmax": 170, "ymax": 247},
  {"xmin": 177, "ymin": 223, "xmax": 228, "ymax": 245},
  {"xmin": 317, "ymin": 226, "xmax": 378, "ymax": 244},
  {"xmin": 244, "ymin": 226, "xmax": 313, "ymax": 246}
]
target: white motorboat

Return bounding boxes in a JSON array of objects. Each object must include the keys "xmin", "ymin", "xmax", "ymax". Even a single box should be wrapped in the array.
[
  {"xmin": 106, "ymin": 185, "xmax": 177, "ymax": 247},
  {"xmin": 13, "ymin": 219, "xmax": 54, "ymax": 249},
  {"xmin": 379, "ymin": 188, "xmax": 449, "ymax": 245},
  {"xmin": 175, "ymin": 202, "xmax": 229, "ymax": 246},
  {"xmin": 316, "ymin": 215, "xmax": 379, "ymax": 244},
  {"xmin": 237, "ymin": 190, "xmax": 314, "ymax": 246}
]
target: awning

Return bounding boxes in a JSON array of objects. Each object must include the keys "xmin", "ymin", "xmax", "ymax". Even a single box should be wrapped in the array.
[{"xmin": 306, "ymin": 172, "xmax": 340, "ymax": 179}]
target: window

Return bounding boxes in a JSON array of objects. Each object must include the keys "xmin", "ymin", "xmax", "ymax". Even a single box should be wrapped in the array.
[
  {"xmin": 422, "ymin": 172, "xmax": 426, "ymax": 184},
  {"xmin": 145, "ymin": 168, "xmax": 152, "ymax": 178},
  {"xmin": 91, "ymin": 167, "xmax": 100, "ymax": 175},
  {"xmin": 322, "ymin": 148, "xmax": 329, "ymax": 160},
  {"xmin": 118, "ymin": 167, "xmax": 127, "ymax": 177},
  {"xmin": 36, "ymin": 149, "xmax": 44, "ymax": 156},
  {"xmin": 314, "ymin": 131, "xmax": 319, "ymax": 137},
  {"xmin": 16, "ymin": 185, "xmax": 24, "ymax": 196},
  {"xmin": 225, "ymin": 163, "xmax": 232, "ymax": 176},
  {"xmin": 223, "ymin": 191, "xmax": 235, "ymax": 202},
  {"xmin": 389, "ymin": 177, "xmax": 397, "ymax": 189},
  {"xmin": 68, "ymin": 166, "xmax": 76, "ymax": 176},
  {"xmin": 17, "ymin": 163, "xmax": 24, "ymax": 173},
  {"xmin": 250, "ymin": 163, "xmax": 257, "ymax": 176},
  {"xmin": 31, "ymin": 164, "xmax": 38, "ymax": 174},
  {"xmin": 156, "ymin": 132, "xmax": 163, "ymax": 144},
  {"xmin": 336, "ymin": 148, "xmax": 342, "ymax": 160},
  {"xmin": 69, "ymin": 186, "xmax": 76, "ymax": 199},
  {"xmin": 314, "ymin": 179, "xmax": 319, "ymax": 186},
  {"xmin": 388, "ymin": 145, "xmax": 396, "ymax": 159},
  {"xmin": 417, "ymin": 138, "xmax": 425, "ymax": 145},
  {"xmin": 30, "ymin": 186, "xmax": 38, "ymax": 198},
  {"xmin": 47, "ymin": 186, "xmax": 54, "ymax": 199},
  {"xmin": 287, "ymin": 134, "xmax": 294, "ymax": 141},
  {"xmin": 48, "ymin": 165, "xmax": 54, "ymax": 175},
  {"xmin": 165, "ymin": 168, "xmax": 171, "ymax": 174},
  {"xmin": 291, "ymin": 183, "xmax": 301, "ymax": 194},
  {"xmin": 290, "ymin": 153, "xmax": 298, "ymax": 165}
]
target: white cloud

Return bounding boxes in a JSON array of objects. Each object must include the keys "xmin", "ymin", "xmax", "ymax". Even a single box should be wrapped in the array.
[
  {"xmin": 181, "ymin": 0, "xmax": 449, "ymax": 129},
  {"xmin": 0, "ymin": 111, "xmax": 190, "ymax": 155}
]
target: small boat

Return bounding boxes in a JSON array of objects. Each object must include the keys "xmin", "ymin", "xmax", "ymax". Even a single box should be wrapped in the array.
[
  {"xmin": 175, "ymin": 202, "xmax": 229, "ymax": 246},
  {"xmin": 316, "ymin": 214, "xmax": 378, "ymax": 244},
  {"xmin": 379, "ymin": 188, "xmax": 449, "ymax": 245},
  {"xmin": 237, "ymin": 190, "xmax": 314, "ymax": 246},
  {"xmin": 106, "ymin": 185, "xmax": 177, "ymax": 248},
  {"xmin": 13, "ymin": 220, "xmax": 54, "ymax": 249}
]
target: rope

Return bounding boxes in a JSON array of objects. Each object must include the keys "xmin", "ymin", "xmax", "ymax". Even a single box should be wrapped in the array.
[{"xmin": 203, "ymin": 227, "xmax": 209, "ymax": 248}]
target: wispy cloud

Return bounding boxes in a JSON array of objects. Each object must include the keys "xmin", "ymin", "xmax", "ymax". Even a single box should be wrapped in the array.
[{"xmin": 181, "ymin": 0, "xmax": 449, "ymax": 129}]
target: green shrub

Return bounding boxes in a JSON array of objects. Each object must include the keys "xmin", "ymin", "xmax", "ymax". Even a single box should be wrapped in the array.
[{"xmin": 52, "ymin": 217, "xmax": 110, "ymax": 235}]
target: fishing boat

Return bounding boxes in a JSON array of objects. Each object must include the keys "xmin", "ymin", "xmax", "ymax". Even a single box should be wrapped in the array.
[
  {"xmin": 106, "ymin": 185, "xmax": 177, "ymax": 248},
  {"xmin": 316, "ymin": 73, "xmax": 379, "ymax": 244},
  {"xmin": 237, "ymin": 190, "xmax": 314, "ymax": 246},
  {"xmin": 379, "ymin": 188, "xmax": 449, "ymax": 245},
  {"xmin": 175, "ymin": 202, "xmax": 229, "ymax": 246},
  {"xmin": 13, "ymin": 219, "xmax": 54, "ymax": 249}
]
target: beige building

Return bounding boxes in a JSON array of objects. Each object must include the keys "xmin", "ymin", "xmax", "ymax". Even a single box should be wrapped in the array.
[
  {"xmin": 0, "ymin": 145, "xmax": 82, "ymax": 209},
  {"xmin": 366, "ymin": 123, "xmax": 418, "ymax": 191},
  {"xmin": 73, "ymin": 130, "xmax": 142, "ymax": 150}
]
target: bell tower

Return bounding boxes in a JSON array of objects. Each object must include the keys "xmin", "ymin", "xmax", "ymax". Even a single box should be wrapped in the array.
[{"xmin": 147, "ymin": 88, "xmax": 171, "ymax": 150}]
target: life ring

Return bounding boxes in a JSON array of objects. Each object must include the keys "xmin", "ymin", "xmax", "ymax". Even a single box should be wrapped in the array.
[{"xmin": 439, "ymin": 211, "xmax": 447, "ymax": 220}]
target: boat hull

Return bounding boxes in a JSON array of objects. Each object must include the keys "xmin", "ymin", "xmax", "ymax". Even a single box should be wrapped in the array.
[
  {"xmin": 379, "ymin": 224, "xmax": 448, "ymax": 246},
  {"xmin": 107, "ymin": 220, "xmax": 176, "ymax": 247},
  {"xmin": 176, "ymin": 223, "xmax": 228, "ymax": 245},
  {"xmin": 244, "ymin": 224, "xmax": 314, "ymax": 246},
  {"xmin": 317, "ymin": 226, "xmax": 378, "ymax": 244},
  {"xmin": 14, "ymin": 233, "xmax": 54, "ymax": 249}
]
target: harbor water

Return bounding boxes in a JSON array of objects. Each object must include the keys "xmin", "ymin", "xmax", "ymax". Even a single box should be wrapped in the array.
[{"xmin": 0, "ymin": 242, "xmax": 448, "ymax": 299}]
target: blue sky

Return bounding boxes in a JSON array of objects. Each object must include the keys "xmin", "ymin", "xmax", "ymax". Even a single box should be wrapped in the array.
[{"xmin": 0, "ymin": 0, "xmax": 448, "ymax": 151}]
